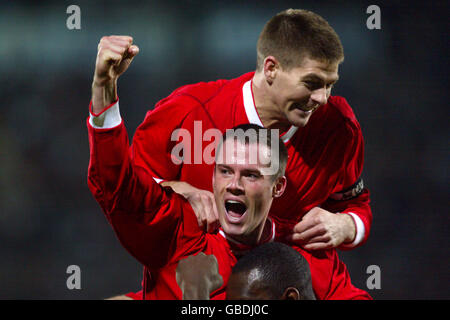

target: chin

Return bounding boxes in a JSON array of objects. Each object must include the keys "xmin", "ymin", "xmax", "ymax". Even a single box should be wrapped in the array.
[
  {"xmin": 289, "ymin": 112, "xmax": 313, "ymax": 127},
  {"xmin": 290, "ymin": 118, "xmax": 309, "ymax": 128},
  {"xmin": 222, "ymin": 224, "xmax": 244, "ymax": 238}
]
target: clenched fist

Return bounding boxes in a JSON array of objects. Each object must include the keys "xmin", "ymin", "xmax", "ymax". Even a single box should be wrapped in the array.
[{"xmin": 91, "ymin": 35, "xmax": 139, "ymax": 114}]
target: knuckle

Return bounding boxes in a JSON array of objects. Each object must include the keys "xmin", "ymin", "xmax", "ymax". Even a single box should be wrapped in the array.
[
  {"xmin": 191, "ymin": 193, "xmax": 201, "ymax": 201},
  {"xmin": 294, "ymin": 233, "xmax": 304, "ymax": 241}
]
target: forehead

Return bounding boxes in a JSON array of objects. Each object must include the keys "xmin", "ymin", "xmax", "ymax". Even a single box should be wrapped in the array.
[
  {"xmin": 226, "ymin": 269, "xmax": 272, "ymax": 299},
  {"xmin": 216, "ymin": 139, "xmax": 271, "ymax": 167},
  {"xmin": 289, "ymin": 57, "xmax": 340, "ymax": 82}
]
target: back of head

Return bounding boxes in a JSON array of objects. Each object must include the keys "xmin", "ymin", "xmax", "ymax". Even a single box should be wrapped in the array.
[
  {"xmin": 256, "ymin": 9, "xmax": 344, "ymax": 70},
  {"xmin": 229, "ymin": 242, "xmax": 316, "ymax": 300}
]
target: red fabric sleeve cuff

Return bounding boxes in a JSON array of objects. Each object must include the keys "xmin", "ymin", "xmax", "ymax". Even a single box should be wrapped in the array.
[{"xmin": 89, "ymin": 97, "xmax": 119, "ymax": 117}]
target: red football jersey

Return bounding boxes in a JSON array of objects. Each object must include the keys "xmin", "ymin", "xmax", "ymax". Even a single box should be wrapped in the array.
[
  {"xmin": 131, "ymin": 72, "xmax": 372, "ymax": 246},
  {"xmin": 87, "ymin": 119, "xmax": 371, "ymax": 300}
]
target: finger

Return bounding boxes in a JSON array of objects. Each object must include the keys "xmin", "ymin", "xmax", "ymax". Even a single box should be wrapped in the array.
[
  {"xmin": 108, "ymin": 35, "xmax": 133, "ymax": 43},
  {"xmin": 98, "ymin": 36, "xmax": 130, "ymax": 50},
  {"xmin": 196, "ymin": 209, "xmax": 207, "ymax": 231},
  {"xmin": 191, "ymin": 200, "xmax": 207, "ymax": 230},
  {"xmin": 115, "ymin": 46, "xmax": 139, "ymax": 75},
  {"xmin": 303, "ymin": 241, "xmax": 333, "ymax": 251},
  {"xmin": 286, "ymin": 233, "xmax": 306, "ymax": 244},
  {"xmin": 100, "ymin": 50, "xmax": 123, "ymax": 65},
  {"xmin": 206, "ymin": 199, "xmax": 220, "ymax": 233},
  {"xmin": 303, "ymin": 234, "xmax": 330, "ymax": 244},
  {"xmin": 99, "ymin": 36, "xmax": 133, "ymax": 52},
  {"xmin": 292, "ymin": 217, "xmax": 319, "ymax": 234},
  {"xmin": 101, "ymin": 44, "xmax": 129, "ymax": 58},
  {"xmin": 127, "ymin": 45, "xmax": 139, "ymax": 57},
  {"xmin": 108, "ymin": 36, "xmax": 133, "ymax": 46},
  {"xmin": 293, "ymin": 224, "xmax": 326, "ymax": 242},
  {"xmin": 201, "ymin": 195, "xmax": 215, "ymax": 232}
]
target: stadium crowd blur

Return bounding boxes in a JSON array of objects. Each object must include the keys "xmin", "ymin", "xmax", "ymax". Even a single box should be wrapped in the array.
[{"xmin": 0, "ymin": 0, "xmax": 448, "ymax": 299}]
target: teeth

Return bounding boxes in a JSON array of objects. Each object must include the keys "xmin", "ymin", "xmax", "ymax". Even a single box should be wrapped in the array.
[{"xmin": 226, "ymin": 200, "xmax": 242, "ymax": 204}]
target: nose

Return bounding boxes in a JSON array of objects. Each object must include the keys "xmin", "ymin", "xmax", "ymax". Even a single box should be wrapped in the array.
[
  {"xmin": 226, "ymin": 175, "xmax": 244, "ymax": 195},
  {"xmin": 310, "ymin": 87, "xmax": 328, "ymax": 106}
]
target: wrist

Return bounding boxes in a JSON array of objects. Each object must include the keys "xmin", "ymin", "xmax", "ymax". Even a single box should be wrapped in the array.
[
  {"xmin": 92, "ymin": 74, "xmax": 117, "ymax": 87},
  {"xmin": 341, "ymin": 213, "xmax": 356, "ymax": 243},
  {"xmin": 91, "ymin": 79, "xmax": 118, "ymax": 114}
]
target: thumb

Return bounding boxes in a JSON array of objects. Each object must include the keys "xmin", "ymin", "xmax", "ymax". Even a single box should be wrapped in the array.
[
  {"xmin": 122, "ymin": 45, "xmax": 139, "ymax": 64},
  {"xmin": 128, "ymin": 44, "xmax": 139, "ymax": 58},
  {"xmin": 115, "ymin": 45, "xmax": 139, "ymax": 75}
]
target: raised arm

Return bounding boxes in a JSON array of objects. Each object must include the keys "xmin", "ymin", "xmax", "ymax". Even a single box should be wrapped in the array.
[
  {"xmin": 87, "ymin": 36, "xmax": 196, "ymax": 270},
  {"xmin": 91, "ymin": 35, "xmax": 139, "ymax": 115}
]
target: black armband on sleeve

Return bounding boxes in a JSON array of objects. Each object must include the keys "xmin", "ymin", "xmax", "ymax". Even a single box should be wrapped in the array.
[{"xmin": 329, "ymin": 178, "xmax": 364, "ymax": 201}]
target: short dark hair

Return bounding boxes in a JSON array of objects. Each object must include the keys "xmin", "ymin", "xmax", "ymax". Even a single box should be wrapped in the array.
[
  {"xmin": 256, "ymin": 9, "xmax": 344, "ymax": 70},
  {"xmin": 232, "ymin": 242, "xmax": 316, "ymax": 300},
  {"xmin": 216, "ymin": 123, "xmax": 288, "ymax": 180}
]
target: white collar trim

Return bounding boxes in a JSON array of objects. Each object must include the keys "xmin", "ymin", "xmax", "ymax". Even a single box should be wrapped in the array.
[
  {"xmin": 218, "ymin": 217, "xmax": 275, "ymax": 246},
  {"xmin": 242, "ymin": 80, "xmax": 298, "ymax": 143}
]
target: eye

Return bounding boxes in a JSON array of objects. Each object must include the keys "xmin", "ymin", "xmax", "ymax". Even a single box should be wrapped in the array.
[
  {"xmin": 303, "ymin": 82, "xmax": 314, "ymax": 89},
  {"xmin": 304, "ymin": 81, "xmax": 321, "ymax": 91},
  {"xmin": 220, "ymin": 167, "xmax": 232, "ymax": 175},
  {"xmin": 246, "ymin": 172, "xmax": 260, "ymax": 180}
]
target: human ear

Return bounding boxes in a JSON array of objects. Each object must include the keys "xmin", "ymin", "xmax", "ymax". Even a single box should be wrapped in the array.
[
  {"xmin": 281, "ymin": 287, "xmax": 300, "ymax": 300},
  {"xmin": 272, "ymin": 175, "xmax": 287, "ymax": 198},
  {"xmin": 263, "ymin": 56, "xmax": 279, "ymax": 85}
]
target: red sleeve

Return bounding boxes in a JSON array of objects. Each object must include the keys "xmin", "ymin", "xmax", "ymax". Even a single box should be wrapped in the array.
[
  {"xmin": 87, "ymin": 118, "xmax": 202, "ymax": 270},
  {"xmin": 323, "ymin": 250, "xmax": 372, "ymax": 300},
  {"xmin": 131, "ymin": 93, "xmax": 201, "ymax": 182},
  {"xmin": 321, "ymin": 97, "xmax": 372, "ymax": 248},
  {"xmin": 292, "ymin": 246, "xmax": 371, "ymax": 300}
]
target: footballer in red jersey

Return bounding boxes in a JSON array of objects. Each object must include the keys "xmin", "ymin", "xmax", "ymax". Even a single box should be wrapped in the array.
[{"xmin": 87, "ymin": 121, "xmax": 371, "ymax": 299}]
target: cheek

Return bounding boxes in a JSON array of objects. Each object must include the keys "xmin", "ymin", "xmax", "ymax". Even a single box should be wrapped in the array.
[{"xmin": 248, "ymin": 189, "xmax": 272, "ymax": 215}]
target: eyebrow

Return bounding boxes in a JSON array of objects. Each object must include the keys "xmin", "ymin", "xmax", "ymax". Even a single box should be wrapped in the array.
[
  {"xmin": 301, "ymin": 73, "xmax": 339, "ymax": 84},
  {"xmin": 241, "ymin": 168, "xmax": 263, "ymax": 176},
  {"xmin": 216, "ymin": 164, "xmax": 264, "ymax": 175},
  {"xmin": 216, "ymin": 164, "xmax": 231, "ymax": 170}
]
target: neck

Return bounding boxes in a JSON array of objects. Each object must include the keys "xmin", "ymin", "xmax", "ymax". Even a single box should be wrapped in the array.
[
  {"xmin": 252, "ymin": 72, "xmax": 291, "ymax": 133},
  {"xmin": 226, "ymin": 218, "xmax": 273, "ymax": 247}
]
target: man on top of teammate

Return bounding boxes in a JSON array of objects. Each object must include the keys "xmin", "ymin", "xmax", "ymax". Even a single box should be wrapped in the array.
[{"xmin": 89, "ymin": 9, "xmax": 372, "ymax": 298}]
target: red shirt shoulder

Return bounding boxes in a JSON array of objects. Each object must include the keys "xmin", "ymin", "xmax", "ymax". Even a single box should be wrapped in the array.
[
  {"xmin": 154, "ymin": 72, "xmax": 254, "ymax": 111},
  {"xmin": 308, "ymin": 95, "xmax": 361, "ymax": 135},
  {"xmin": 326, "ymin": 95, "xmax": 358, "ymax": 122}
]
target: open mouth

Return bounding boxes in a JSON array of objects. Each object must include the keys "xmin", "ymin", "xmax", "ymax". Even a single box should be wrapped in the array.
[{"xmin": 224, "ymin": 200, "xmax": 247, "ymax": 222}]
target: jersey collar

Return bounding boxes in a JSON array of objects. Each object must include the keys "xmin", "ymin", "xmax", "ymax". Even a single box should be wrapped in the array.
[
  {"xmin": 242, "ymin": 80, "xmax": 298, "ymax": 144},
  {"xmin": 218, "ymin": 217, "xmax": 276, "ymax": 257}
]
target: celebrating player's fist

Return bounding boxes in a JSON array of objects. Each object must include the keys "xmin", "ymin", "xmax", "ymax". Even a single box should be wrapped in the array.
[
  {"xmin": 91, "ymin": 36, "xmax": 139, "ymax": 114},
  {"xmin": 93, "ymin": 35, "xmax": 139, "ymax": 86}
]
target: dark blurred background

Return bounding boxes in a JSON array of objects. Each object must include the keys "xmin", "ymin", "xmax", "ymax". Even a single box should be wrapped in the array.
[{"xmin": 0, "ymin": 0, "xmax": 448, "ymax": 299}]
